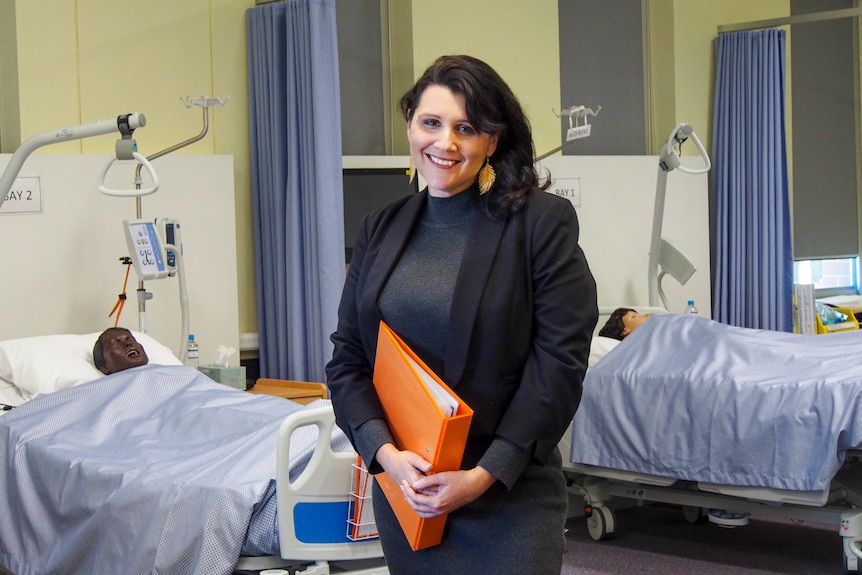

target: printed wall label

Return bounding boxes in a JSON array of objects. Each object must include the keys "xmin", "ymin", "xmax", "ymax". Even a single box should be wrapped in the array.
[
  {"xmin": 1, "ymin": 177, "xmax": 43, "ymax": 214},
  {"xmin": 550, "ymin": 177, "xmax": 580, "ymax": 207}
]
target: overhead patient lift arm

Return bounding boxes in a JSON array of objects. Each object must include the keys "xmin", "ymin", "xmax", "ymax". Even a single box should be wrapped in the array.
[
  {"xmin": 648, "ymin": 123, "xmax": 711, "ymax": 308},
  {"xmin": 0, "ymin": 113, "xmax": 151, "ymax": 210}
]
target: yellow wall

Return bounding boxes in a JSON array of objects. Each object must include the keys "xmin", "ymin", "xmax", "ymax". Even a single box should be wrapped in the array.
[
  {"xmin": 666, "ymin": 0, "xmax": 790, "ymax": 154},
  {"xmin": 2, "ymin": 0, "xmax": 798, "ymax": 337},
  {"xmin": 5, "ymin": 0, "xmax": 257, "ymax": 335}
]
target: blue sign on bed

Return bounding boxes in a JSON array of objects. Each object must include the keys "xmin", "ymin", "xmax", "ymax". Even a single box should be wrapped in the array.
[{"xmin": 294, "ymin": 501, "xmax": 352, "ymax": 543}]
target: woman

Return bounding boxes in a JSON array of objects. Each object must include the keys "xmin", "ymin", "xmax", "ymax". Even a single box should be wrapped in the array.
[
  {"xmin": 598, "ymin": 307, "xmax": 651, "ymax": 340},
  {"xmin": 326, "ymin": 55, "xmax": 598, "ymax": 574}
]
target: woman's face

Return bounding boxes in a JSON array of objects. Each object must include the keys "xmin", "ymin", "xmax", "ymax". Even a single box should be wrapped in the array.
[
  {"xmin": 621, "ymin": 311, "xmax": 650, "ymax": 338},
  {"xmin": 407, "ymin": 84, "xmax": 498, "ymax": 198}
]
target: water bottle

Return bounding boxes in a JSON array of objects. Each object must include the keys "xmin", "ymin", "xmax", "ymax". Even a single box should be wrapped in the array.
[
  {"xmin": 186, "ymin": 334, "xmax": 200, "ymax": 368},
  {"xmin": 685, "ymin": 300, "xmax": 699, "ymax": 315}
]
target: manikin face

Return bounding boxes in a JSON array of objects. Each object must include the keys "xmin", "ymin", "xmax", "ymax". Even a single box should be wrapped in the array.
[
  {"xmin": 407, "ymin": 84, "xmax": 499, "ymax": 198},
  {"xmin": 98, "ymin": 329, "xmax": 149, "ymax": 375},
  {"xmin": 621, "ymin": 311, "xmax": 650, "ymax": 338}
]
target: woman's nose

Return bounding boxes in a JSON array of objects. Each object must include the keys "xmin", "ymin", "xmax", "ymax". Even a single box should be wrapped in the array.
[{"xmin": 437, "ymin": 129, "xmax": 458, "ymax": 151}]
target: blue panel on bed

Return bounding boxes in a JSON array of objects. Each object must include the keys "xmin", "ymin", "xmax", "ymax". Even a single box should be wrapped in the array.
[{"xmin": 294, "ymin": 501, "xmax": 352, "ymax": 543}]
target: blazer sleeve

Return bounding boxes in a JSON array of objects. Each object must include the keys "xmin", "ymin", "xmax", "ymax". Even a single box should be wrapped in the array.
[
  {"xmin": 326, "ymin": 193, "xmax": 424, "ymax": 455},
  {"xmin": 325, "ymin": 213, "xmax": 385, "ymax": 449},
  {"xmin": 495, "ymin": 194, "xmax": 598, "ymax": 464}
]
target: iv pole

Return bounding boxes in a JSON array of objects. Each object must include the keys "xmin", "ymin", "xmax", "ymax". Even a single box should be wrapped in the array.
[{"xmin": 113, "ymin": 96, "xmax": 228, "ymax": 361}]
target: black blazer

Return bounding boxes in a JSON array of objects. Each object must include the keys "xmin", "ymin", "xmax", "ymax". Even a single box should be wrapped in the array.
[{"xmin": 327, "ymin": 188, "xmax": 598, "ymax": 467}]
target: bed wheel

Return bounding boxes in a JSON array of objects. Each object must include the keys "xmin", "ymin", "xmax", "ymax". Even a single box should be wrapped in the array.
[
  {"xmin": 586, "ymin": 505, "xmax": 616, "ymax": 541},
  {"xmin": 681, "ymin": 505, "xmax": 709, "ymax": 524}
]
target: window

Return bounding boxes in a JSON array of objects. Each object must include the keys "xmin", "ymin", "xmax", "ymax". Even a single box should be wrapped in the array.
[{"xmin": 793, "ymin": 257, "xmax": 858, "ymax": 294}]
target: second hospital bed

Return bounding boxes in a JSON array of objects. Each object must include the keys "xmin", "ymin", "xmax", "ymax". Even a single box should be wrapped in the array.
[
  {"xmin": 562, "ymin": 313, "xmax": 862, "ymax": 572},
  {"xmin": 0, "ymin": 332, "xmax": 388, "ymax": 575}
]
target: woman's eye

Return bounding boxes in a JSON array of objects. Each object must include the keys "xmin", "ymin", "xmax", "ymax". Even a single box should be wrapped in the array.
[{"xmin": 458, "ymin": 125, "xmax": 477, "ymax": 135}]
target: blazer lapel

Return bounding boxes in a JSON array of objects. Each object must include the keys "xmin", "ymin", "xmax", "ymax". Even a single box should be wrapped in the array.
[
  {"xmin": 444, "ymin": 211, "xmax": 507, "ymax": 386},
  {"xmin": 361, "ymin": 192, "xmax": 427, "ymax": 316}
]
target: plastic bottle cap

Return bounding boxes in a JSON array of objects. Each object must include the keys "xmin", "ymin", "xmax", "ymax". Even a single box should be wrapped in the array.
[
  {"xmin": 189, "ymin": 334, "xmax": 195, "ymax": 340},
  {"xmin": 687, "ymin": 300, "xmax": 694, "ymax": 305}
]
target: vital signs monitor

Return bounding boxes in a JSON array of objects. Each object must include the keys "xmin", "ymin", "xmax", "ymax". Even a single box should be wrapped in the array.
[{"xmin": 124, "ymin": 219, "xmax": 170, "ymax": 281}]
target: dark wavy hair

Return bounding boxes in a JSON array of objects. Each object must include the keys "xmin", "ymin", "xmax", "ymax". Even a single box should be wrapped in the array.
[
  {"xmin": 399, "ymin": 55, "xmax": 549, "ymax": 218},
  {"xmin": 598, "ymin": 308, "xmax": 636, "ymax": 341}
]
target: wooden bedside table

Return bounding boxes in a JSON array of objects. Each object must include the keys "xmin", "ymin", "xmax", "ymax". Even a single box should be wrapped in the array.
[{"xmin": 247, "ymin": 378, "xmax": 328, "ymax": 405}]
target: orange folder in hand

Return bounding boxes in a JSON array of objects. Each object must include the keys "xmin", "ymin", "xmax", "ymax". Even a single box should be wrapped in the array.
[{"xmin": 372, "ymin": 321, "xmax": 473, "ymax": 551}]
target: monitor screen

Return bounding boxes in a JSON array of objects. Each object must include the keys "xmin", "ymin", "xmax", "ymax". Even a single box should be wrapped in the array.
[{"xmin": 342, "ymin": 160, "xmax": 419, "ymax": 264}]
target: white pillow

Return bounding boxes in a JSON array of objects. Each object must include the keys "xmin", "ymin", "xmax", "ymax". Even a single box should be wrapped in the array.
[
  {"xmin": 0, "ymin": 331, "xmax": 182, "ymax": 398},
  {"xmin": 0, "ymin": 377, "xmax": 26, "ymax": 408},
  {"xmin": 589, "ymin": 336, "xmax": 620, "ymax": 368}
]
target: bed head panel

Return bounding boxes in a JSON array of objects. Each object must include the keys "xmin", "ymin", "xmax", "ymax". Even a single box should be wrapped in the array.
[{"xmin": 0, "ymin": 154, "xmax": 240, "ymax": 366}]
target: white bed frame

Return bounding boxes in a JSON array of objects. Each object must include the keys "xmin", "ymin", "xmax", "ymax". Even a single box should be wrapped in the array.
[
  {"xmin": 235, "ymin": 406, "xmax": 389, "ymax": 575},
  {"xmin": 560, "ymin": 404, "xmax": 862, "ymax": 572}
]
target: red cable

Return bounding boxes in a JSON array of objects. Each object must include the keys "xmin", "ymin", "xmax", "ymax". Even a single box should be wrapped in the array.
[{"xmin": 109, "ymin": 259, "xmax": 132, "ymax": 327}]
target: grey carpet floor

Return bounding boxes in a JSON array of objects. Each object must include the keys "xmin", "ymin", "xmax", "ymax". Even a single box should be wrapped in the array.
[
  {"xmin": 2, "ymin": 503, "xmax": 842, "ymax": 575},
  {"xmin": 562, "ymin": 504, "xmax": 842, "ymax": 574}
]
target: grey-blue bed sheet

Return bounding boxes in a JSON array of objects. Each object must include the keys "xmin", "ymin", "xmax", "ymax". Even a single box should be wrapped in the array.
[
  {"xmin": 0, "ymin": 364, "xmax": 342, "ymax": 575},
  {"xmin": 571, "ymin": 314, "xmax": 862, "ymax": 492}
]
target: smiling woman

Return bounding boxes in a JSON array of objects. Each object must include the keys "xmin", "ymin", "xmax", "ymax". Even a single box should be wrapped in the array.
[
  {"xmin": 92, "ymin": 327, "xmax": 150, "ymax": 375},
  {"xmin": 327, "ymin": 55, "xmax": 598, "ymax": 575},
  {"xmin": 406, "ymin": 84, "xmax": 498, "ymax": 198}
]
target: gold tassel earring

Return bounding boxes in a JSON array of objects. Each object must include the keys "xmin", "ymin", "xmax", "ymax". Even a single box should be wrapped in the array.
[
  {"xmin": 478, "ymin": 158, "xmax": 496, "ymax": 194},
  {"xmin": 408, "ymin": 157, "xmax": 416, "ymax": 185}
]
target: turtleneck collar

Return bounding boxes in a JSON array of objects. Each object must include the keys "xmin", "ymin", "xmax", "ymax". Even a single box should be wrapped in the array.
[{"xmin": 423, "ymin": 185, "xmax": 480, "ymax": 227}]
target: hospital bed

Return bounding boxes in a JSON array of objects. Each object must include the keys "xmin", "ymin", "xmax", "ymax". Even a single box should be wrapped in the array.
[
  {"xmin": 563, "ymin": 313, "xmax": 862, "ymax": 573},
  {"xmin": 0, "ymin": 332, "xmax": 388, "ymax": 575}
]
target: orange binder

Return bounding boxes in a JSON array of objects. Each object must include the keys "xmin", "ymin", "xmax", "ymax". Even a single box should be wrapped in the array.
[{"xmin": 372, "ymin": 321, "xmax": 473, "ymax": 551}]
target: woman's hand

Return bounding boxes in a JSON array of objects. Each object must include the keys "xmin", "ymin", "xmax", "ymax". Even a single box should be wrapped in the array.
[
  {"xmin": 401, "ymin": 466, "xmax": 496, "ymax": 518},
  {"xmin": 375, "ymin": 444, "xmax": 497, "ymax": 518},
  {"xmin": 374, "ymin": 443, "xmax": 433, "ymax": 491}
]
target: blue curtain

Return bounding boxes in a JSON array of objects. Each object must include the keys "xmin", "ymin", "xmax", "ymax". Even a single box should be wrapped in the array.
[
  {"xmin": 246, "ymin": 0, "xmax": 344, "ymax": 382},
  {"xmin": 711, "ymin": 29, "xmax": 793, "ymax": 331}
]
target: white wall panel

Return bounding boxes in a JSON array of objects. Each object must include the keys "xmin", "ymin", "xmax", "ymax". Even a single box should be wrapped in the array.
[{"xmin": 0, "ymin": 154, "xmax": 239, "ymax": 365}]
